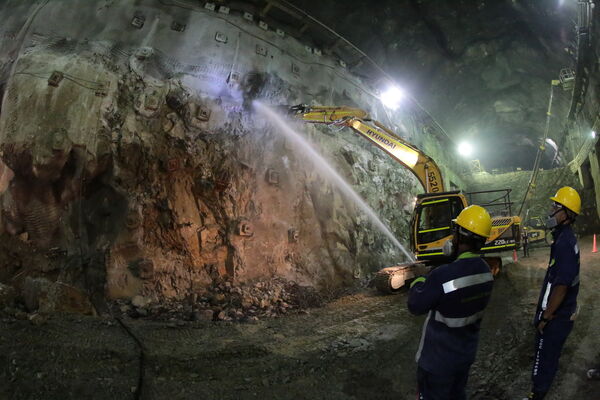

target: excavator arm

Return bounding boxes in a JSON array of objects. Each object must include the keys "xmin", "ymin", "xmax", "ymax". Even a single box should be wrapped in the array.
[{"xmin": 288, "ymin": 105, "xmax": 445, "ymax": 193}]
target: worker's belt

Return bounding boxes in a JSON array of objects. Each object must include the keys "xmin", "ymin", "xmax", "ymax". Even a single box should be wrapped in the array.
[
  {"xmin": 434, "ymin": 310, "xmax": 484, "ymax": 328},
  {"xmin": 442, "ymin": 272, "xmax": 493, "ymax": 294}
]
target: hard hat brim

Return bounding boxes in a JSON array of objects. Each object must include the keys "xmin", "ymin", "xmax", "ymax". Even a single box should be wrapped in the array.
[{"xmin": 549, "ymin": 196, "xmax": 579, "ymax": 214}]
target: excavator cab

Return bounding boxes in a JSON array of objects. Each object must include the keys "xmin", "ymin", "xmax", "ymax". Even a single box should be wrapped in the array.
[
  {"xmin": 411, "ymin": 191, "xmax": 467, "ymax": 262},
  {"xmin": 412, "ymin": 189, "xmax": 521, "ymax": 272}
]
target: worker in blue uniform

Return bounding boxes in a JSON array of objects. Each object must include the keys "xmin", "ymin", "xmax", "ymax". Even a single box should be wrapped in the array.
[
  {"xmin": 523, "ymin": 186, "xmax": 581, "ymax": 400},
  {"xmin": 408, "ymin": 205, "xmax": 494, "ymax": 400}
]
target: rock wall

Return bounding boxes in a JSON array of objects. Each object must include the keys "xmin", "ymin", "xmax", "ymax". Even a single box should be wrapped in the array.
[
  {"xmin": 464, "ymin": 168, "xmax": 599, "ymax": 235},
  {"xmin": 563, "ymin": 2, "xmax": 600, "ymax": 224},
  {"xmin": 287, "ymin": 0, "xmax": 575, "ymax": 170},
  {"xmin": 466, "ymin": 3, "xmax": 600, "ymax": 236},
  {"xmin": 0, "ymin": 0, "xmax": 466, "ymax": 309}
]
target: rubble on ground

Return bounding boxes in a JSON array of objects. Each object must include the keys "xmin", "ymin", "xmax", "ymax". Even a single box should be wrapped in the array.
[
  {"xmin": 110, "ymin": 278, "xmax": 324, "ymax": 322},
  {"xmin": 0, "ymin": 282, "xmax": 16, "ymax": 309}
]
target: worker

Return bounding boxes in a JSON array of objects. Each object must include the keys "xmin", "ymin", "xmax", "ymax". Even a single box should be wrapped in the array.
[
  {"xmin": 523, "ymin": 186, "xmax": 581, "ymax": 400},
  {"xmin": 523, "ymin": 227, "xmax": 530, "ymax": 258},
  {"xmin": 408, "ymin": 205, "xmax": 493, "ymax": 400}
]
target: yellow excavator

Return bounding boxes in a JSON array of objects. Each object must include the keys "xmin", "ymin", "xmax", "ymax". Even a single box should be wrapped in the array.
[
  {"xmin": 522, "ymin": 215, "xmax": 550, "ymax": 246},
  {"xmin": 287, "ymin": 104, "xmax": 521, "ymax": 292}
]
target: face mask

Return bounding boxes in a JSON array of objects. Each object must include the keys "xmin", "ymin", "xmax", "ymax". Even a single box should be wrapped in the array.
[
  {"xmin": 443, "ymin": 239, "xmax": 455, "ymax": 258},
  {"xmin": 545, "ymin": 215, "xmax": 558, "ymax": 229},
  {"xmin": 546, "ymin": 208, "xmax": 562, "ymax": 229}
]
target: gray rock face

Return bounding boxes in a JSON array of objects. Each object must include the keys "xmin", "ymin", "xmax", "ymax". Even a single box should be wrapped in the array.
[
  {"xmin": 0, "ymin": 282, "xmax": 16, "ymax": 308},
  {"xmin": 464, "ymin": 168, "xmax": 600, "ymax": 235},
  {"xmin": 0, "ymin": 0, "xmax": 466, "ymax": 309},
  {"xmin": 288, "ymin": 0, "xmax": 575, "ymax": 170}
]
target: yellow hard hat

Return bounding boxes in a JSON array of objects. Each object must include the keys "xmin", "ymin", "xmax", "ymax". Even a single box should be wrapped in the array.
[
  {"xmin": 453, "ymin": 205, "xmax": 492, "ymax": 238},
  {"xmin": 550, "ymin": 186, "xmax": 581, "ymax": 214}
]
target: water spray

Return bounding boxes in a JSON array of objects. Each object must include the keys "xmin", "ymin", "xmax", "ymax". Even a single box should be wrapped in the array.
[{"xmin": 253, "ymin": 100, "xmax": 415, "ymax": 262}]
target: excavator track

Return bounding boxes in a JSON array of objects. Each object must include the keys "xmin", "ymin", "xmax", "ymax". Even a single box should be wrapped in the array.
[{"xmin": 373, "ymin": 263, "xmax": 423, "ymax": 294}]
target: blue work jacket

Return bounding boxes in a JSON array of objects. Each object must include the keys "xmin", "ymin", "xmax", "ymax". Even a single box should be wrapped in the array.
[
  {"xmin": 534, "ymin": 224, "xmax": 580, "ymax": 324},
  {"xmin": 408, "ymin": 252, "xmax": 494, "ymax": 375}
]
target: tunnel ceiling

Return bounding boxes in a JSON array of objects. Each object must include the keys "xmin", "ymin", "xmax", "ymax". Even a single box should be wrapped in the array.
[{"xmin": 287, "ymin": 0, "xmax": 576, "ymax": 170}]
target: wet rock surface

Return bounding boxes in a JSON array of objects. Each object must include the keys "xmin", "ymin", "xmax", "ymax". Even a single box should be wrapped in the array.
[{"xmin": 2, "ymin": 240, "xmax": 599, "ymax": 400}]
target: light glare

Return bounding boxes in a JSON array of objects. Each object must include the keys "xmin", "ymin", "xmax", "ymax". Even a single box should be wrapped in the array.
[
  {"xmin": 457, "ymin": 141, "xmax": 473, "ymax": 157},
  {"xmin": 592, "ymin": 131, "xmax": 596, "ymax": 139},
  {"xmin": 380, "ymin": 86, "xmax": 405, "ymax": 110}
]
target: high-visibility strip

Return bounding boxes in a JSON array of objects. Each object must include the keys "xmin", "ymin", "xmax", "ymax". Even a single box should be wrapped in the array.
[
  {"xmin": 434, "ymin": 310, "xmax": 485, "ymax": 328},
  {"xmin": 416, "ymin": 252, "xmax": 444, "ymax": 257},
  {"xmin": 418, "ymin": 226, "xmax": 450, "ymax": 233},
  {"xmin": 549, "ymin": 258, "xmax": 555, "ymax": 267},
  {"xmin": 410, "ymin": 277, "xmax": 427, "ymax": 288},
  {"xmin": 542, "ymin": 283, "xmax": 552, "ymax": 310},
  {"xmin": 442, "ymin": 272, "xmax": 493, "ymax": 294},
  {"xmin": 415, "ymin": 310, "xmax": 432, "ymax": 363},
  {"xmin": 480, "ymin": 243, "xmax": 516, "ymax": 250},
  {"xmin": 493, "ymin": 224, "xmax": 510, "ymax": 229},
  {"xmin": 421, "ymin": 198, "xmax": 449, "ymax": 206},
  {"xmin": 457, "ymin": 251, "xmax": 480, "ymax": 259}
]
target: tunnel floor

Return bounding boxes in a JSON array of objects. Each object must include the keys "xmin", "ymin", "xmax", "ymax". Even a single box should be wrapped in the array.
[{"xmin": 2, "ymin": 239, "xmax": 600, "ymax": 400}]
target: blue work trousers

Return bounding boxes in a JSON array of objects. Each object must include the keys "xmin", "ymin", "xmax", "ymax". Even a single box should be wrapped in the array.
[
  {"xmin": 417, "ymin": 366, "xmax": 469, "ymax": 400},
  {"xmin": 532, "ymin": 319, "xmax": 574, "ymax": 393}
]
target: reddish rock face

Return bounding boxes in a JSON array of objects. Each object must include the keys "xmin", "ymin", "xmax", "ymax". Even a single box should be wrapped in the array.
[
  {"xmin": 22, "ymin": 277, "xmax": 96, "ymax": 315},
  {"xmin": 0, "ymin": 1, "xmax": 448, "ymax": 311}
]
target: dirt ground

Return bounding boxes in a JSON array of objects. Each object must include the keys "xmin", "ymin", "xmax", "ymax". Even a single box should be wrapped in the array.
[{"xmin": 1, "ymin": 237, "xmax": 599, "ymax": 400}]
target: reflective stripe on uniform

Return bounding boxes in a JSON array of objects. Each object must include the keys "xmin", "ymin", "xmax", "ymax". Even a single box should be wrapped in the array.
[
  {"xmin": 434, "ymin": 310, "xmax": 485, "ymax": 328},
  {"xmin": 541, "ymin": 283, "xmax": 552, "ymax": 310},
  {"xmin": 442, "ymin": 272, "xmax": 493, "ymax": 294},
  {"xmin": 415, "ymin": 310, "xmax": 432, "ymax": 363}
]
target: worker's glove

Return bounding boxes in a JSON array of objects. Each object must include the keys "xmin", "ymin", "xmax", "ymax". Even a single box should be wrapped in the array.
[{"xmin": 412, "ymin": 263, "xmax": 430, "ymax": 277}]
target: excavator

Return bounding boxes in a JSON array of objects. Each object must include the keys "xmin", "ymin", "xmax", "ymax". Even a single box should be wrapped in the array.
[
  {"xmin": 286, "ymin": 104, "xmax": 521, "ymax": 293},
  {"xmin": 522, "ymin": 214, "xmax": 551, "ymax": 246}
]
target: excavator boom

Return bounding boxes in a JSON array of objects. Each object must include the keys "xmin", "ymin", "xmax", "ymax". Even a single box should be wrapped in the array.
[{"xmin": 289, "ymin": 105, "xmax": 444, "ymax": 193}]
